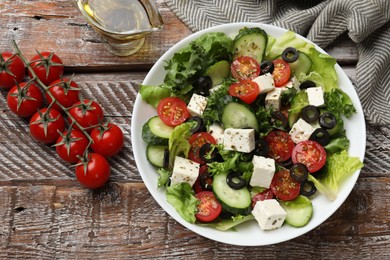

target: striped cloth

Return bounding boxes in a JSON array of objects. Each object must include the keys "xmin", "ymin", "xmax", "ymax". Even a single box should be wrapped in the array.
[{"xmin": 166, "ymin": 0, "xmax": 390, "ymax": 125}]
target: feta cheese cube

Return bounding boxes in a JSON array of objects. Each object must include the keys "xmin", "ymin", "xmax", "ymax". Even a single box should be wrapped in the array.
[
  {"xmin": 208, "ymin": 123, "xmax": 224, "ymax": 144},
  {"xmin": 280, "ymin": 76, "xmax": 300, "ymax": 93},
  {"xmin": 289, "ymin": 118, "xmax": 315, "ymax": 143},
  {"xmin": 170, "ymin": 156, "xmax": 200, "ymax": 186},
  {"xmin": 223, "ymin": 128, "xmax": 255, "ymax": 153},
  {"xmin": 252, "ymin": 199, "xmax": 287, "ymax": 230},
  {"xmin": 250, "ymin": 156, "xmax": 276, "ymax": 188},
  {"xmin": 252, "ymin": 73, "xmax": 275, "ymax": 94},
  {"xmin": 306, "ymin": 86, "xmax": 325, "ymax": 107},
  {"xmin": 265, "ymin": 88, "xmax": 282, "ymax": 111},
  {"xmin": 187, "ymin": 94, "xmax": 208, "ymax": 116}
]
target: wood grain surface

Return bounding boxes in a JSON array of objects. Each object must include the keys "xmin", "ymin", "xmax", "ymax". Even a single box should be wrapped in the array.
[{"xmin": 0, "ymin": 0, "xmax": 389, "ymax": 259}]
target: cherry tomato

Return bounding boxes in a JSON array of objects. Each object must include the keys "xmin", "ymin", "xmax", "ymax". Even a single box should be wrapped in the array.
[
  {"xmin": 292, "ymin": 140, "xmax": 326, "ymax": 173},
  {"xmin": 0, "ymin": 52, "xmax": 25, "ymax": 90},
  {"xmin": 272, "ymin": 59, "xmax": 291, "ymax": 87},
  {"xmin": 231, "ymin": 56, "xmax": 260, "ymax": 80},
  {"xmin": 75, "ymin": 153, "xmax": 110, "ymax": 189},
  {"xmin": 29, "ymin": 108, "xmax": 66, "ymax": 144},
  {"xmin": 195, "ymin": 191, "xmax": 222, "ymax": 222},
  {"xmin": 7, "ymin": 81, "xmax": 43, "ymax": 117},
  {"xmin": 90, "ymin": 123, "xmax": 124, "ymax": 157},
  {"xmin": 68, "ymin": 100, "xmax": 104, "ymax": 132},
  {"xmin": 193, "ymin": 165, "xmax": 212, "ymax": 193},
  {"xmin": 270, "ymin": 169, "xmax": 301, "ymax": 201},
  {"xmin": 55, "ymin": 129, "xmax": 89, "ymax": 163},
  {"xmin": 265, "ymin": 130, "xmax": 295, "ymax": 163},
  {"xmin": 251, "ymin": 189, "xmax": 275, "ymax": 208},
  {"xmin": 157, "ymin": 97, "xmax": 189, "ymax": 127},
  {"xmin": 188, "ymin": 132, "xmax": 216, "ymax": 164},
  {"xmin": 46, "ymin": 78, "xmax": 80, "ymax": 111},
  {"xmin": 29, "ymin": 51, "xmax": 64, "ymax": 85},
  {"xmin": 228, "ymin": 79, "xmax": 259, "ymax": 104}
]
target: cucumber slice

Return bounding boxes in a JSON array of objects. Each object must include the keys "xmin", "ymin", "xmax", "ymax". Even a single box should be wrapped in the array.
[
  {"xmin": 205, "ymin": 60, "xmax": 230, "ymax": 86},
  {"xmin": 146, "ymin": 145, "xmax": 168, "ymax": 168},
  {"xmin": 222, "ymin": 102, "xmax": 259, "ymax": 132},
  {"xmin": 142, "ymin": 116, "xmax": 174, "ymax": 145},
  {"xmin": 279, "ymin": 195, "xmax": 313, "ymax": 227},
  {"xmin": 288, "ymin": 91, "xmax": 309, "ymax": 127},
  {"xmin": 289, "ymin": 51, "xmax": 312, "ymax": 77},
  {"xmin": 233, "ymin": 27, "xmax": 268, "ymax": 63},
  {"xmin": 213, "ymin": 172, "xmax": 251, "ymax": 215}
]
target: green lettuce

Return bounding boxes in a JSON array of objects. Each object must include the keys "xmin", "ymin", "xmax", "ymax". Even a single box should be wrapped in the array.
[
  {"xmin": 162, "ymin": 32, "xmax": 233, "ymax": 97},
  {"xmin": 325, "ymin": 88, "xmax": 357, "ymax": 118},
  {"xmin": 308, "ymin": 150, "xmax": 363, "ymax": 201},
  {"xmin": 157, "ymin": 168, "xmax": 171, "ymax": 187},
  {"xmin": 139, "ymin": 85, "xmax": 171, "ymax": 108},
  {"xmin": 168, "ymin": 122, "xmax": 195, "ymax": 169},
  {"xmin": 166, "ymin": 183, "xmax": 199, "ymax": 224}
]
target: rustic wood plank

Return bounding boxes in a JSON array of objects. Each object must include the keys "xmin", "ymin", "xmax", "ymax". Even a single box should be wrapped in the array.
[
  {"xmin": 0, "ymin": 178, "xmax": 389, "ymax": 258},
  {"xmin": 0, "ymin": 0, "xmax": 358, "ymax": 70}
]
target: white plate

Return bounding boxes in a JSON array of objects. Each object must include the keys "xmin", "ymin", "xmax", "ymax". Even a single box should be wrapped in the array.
[{"xmin": 131, "ymin": 22, "xmax": 366, "ymax": 246}]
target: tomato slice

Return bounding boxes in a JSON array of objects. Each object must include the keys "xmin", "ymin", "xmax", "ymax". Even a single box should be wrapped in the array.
[
  {"xmin": 251, "ymin": 189, "xmax": 274, "ymax": 208},
  {"xmin": 188, "ymin": 132, "xmax": 216, "ymax": 164},
  {"xmin": 231, "ymin": 56, "xmax": 260, "ymax": 80},
  {"xmin": 265, "ymin": 130, "xmax": 295, "ymax": 163},
  {"xmin": 272, "ymin": 59, "xmax": 291, "ymax": 87},
  {"xmin": 193, "ymin": 165, "xmax": 212, "ymax": 193},
  {"xmin": 195, "ymin": 191, "xmax": 222, "ymax": 222},
  {"xmin": 157, "ymin": 97, "xmax": 189, "ymax": 127},
  {"xmin": 292, "ymin": 140, "xmax": 326, "ymax": 173},
  {"xmin": 228, "ymin": 80, "xmax": 259, "ymax": 104},
  {"xmin": 270, "ymin": 169, "xmax": 301, "ymax": 201}
]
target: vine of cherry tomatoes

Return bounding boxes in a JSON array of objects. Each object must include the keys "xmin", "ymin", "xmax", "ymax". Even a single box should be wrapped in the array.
[{"xmin": 1, "ymin": 49, "xmax": 124, "ymax": 190}]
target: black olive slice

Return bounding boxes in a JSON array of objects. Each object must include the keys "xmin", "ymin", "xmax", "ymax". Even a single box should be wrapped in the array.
[
  {"xmin": 200, "ymin": 172, "xmax": 213, "ymax": 191},
  {"xmin": 271, "ymin": 111, "xmax": 288, "ymax": 129},
  {"xmin": 199, "ymin": 143, "xmax": 222, "ymax": 163},
  {"xmin": 319, "ymin": 112, "xmax": 337, "ymax": 130},
  {"xmin": 301, "ymin": 105, "xmax": 320, "ymax": 123},
  {"xmin": 281, "ymin": 47, "xmax": 299, "ymax": 63},
  {"xmin": 163, "ymin": 148, "xmax": 169, "ymax": 168},
  {"xmin": 300, "ymin": 179, "xmax": 317, "ymax": 196},
  {"xmin": 187, "ymin": 116, "xmax": 205, "ymax": 133},
  {"xmin": 226, "ymin": 172, "xmax": 246, "ymax": 190},
  {"xmin": 253, "ymin": 138, "xmax": 269, "ymax": 157},
  {"xmin": 195, "ymin": 76, "xmax": 212, "ymax": 96},
  {"xmin": 290, "ymin": 163, "xmax": 309, "ymax": 182},
  {"xmin": 299, "ymin": 80, "xmax": 316, "ymax": 90},
  {"xmin": 309, "ymin": 128, "xmax": 330, "ymax": 146},
  {"xmin": 260, "ymin": 60, "xmax": 274, "ymax": 75}
]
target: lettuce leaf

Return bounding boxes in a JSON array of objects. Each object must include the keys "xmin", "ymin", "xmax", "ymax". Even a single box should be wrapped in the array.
[
  {"xmin": 308, "ymin": 150, "xmax": 363, "ymax": 201},
  {"xmin": 324, "ymin": 88, "xmax": 357, "ymax": 118},
  {"xmin": 168, "ymin": 122, "xmax": 194, "ymax": 169},
  {"xmin": 166, "ymin": 183, "xmax": 199, "ymax": 224},
  {"xmin": 139, "ymin": 85, "xmax": 171, "ymax": 108},
  {"xmin": 162, "ymin": 32, "xmax": 233, "ymax": 97}
]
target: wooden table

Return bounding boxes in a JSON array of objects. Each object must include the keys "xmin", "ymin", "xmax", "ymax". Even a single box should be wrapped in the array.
[{"xmin": 1, "ymin": 1, "xmax": 389, "ymax": 258}]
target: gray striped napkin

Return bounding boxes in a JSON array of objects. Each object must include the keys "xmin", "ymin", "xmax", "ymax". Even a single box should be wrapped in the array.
[{"xmin": 166, "ymin": 0, "xmax": 390, "ymax": 125}]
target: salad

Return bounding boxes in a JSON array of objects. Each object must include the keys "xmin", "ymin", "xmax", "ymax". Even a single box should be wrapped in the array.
[{"xmin": 139, "ymin": 26, "xmax": 363, "ymax": 232}]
